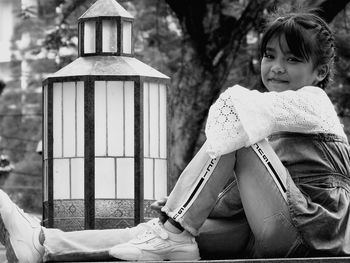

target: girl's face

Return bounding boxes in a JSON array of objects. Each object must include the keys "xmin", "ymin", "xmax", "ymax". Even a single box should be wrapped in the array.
[{"xmin": 261, "ymin": 35, "xmax": 324, "ymax": 92}]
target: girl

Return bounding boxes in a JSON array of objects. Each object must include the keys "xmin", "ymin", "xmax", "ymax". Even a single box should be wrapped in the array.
[{"xmin": 1, "ymin": 9, "xmax": 350, "ymax": 262}]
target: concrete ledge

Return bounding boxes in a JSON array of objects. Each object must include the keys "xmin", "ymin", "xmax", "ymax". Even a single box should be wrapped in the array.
[{"xmin": 52, "ymin": 257, "xmax": 350, "ymax": 263}]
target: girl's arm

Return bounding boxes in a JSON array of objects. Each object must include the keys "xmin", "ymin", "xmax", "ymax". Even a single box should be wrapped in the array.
[{"xmin": 205, "ymin": 85, "xmax": 345, "ymax": 158}]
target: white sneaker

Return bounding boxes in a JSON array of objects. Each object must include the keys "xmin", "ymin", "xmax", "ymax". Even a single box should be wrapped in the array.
[
  {"xmin": 109, "ymin": 218, "xmax": 200, "ymax": 261},
  {"xmin": 0, "ymin": 190, "xmax": 44, "ymax": 263}
]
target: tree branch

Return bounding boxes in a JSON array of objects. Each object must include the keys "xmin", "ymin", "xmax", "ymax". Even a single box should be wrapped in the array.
[{"xmin": 315, "ymin": 0, "xmax": 350, "ymax": 23}]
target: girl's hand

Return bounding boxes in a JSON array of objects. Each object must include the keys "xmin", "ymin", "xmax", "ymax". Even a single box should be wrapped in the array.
[
  {"xmin": 150, "ymin": 197, "xmax": 168, "ymax": 223},
  {"xmin": 150, "ymin": 197, "xmax": 168, "ymax": 212}
]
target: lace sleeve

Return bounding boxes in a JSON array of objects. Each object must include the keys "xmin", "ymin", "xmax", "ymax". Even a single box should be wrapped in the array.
[
  {"xmin": 205, "ymin": 90, "xmax": 249, "ymax": 158},
  {"xmin": 205, "ymin": 85, "xmax": 346, "ymax": 158}
]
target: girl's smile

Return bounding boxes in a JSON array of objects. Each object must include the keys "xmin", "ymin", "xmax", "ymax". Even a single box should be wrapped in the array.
[
  {"xmin": 261, "ymin": 35, "xmax": 324, "ymax": 92},
  {"xmin": 268, "ymin": 78, "xmax": 289, "ymax": 84}
]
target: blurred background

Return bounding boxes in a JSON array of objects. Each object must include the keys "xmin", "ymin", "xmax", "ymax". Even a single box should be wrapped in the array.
[{"xmin": 0, "ymin": 0, "xmax": 349, "ymax": 217}]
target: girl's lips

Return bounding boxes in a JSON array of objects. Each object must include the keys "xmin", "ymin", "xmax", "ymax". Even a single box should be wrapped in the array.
[{"xmin": 269, "ymin": 78, "xmax": 289, "ymax": 83}]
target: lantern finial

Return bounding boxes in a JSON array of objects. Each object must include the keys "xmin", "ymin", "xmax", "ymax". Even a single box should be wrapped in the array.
[{"xmin": 79, "ymin": 0, "xmax": 133, "ymax": 19}]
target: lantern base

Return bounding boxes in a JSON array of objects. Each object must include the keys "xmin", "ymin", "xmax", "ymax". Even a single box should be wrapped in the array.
[{"xmin": 42, "ymin": 199, "xmax": 159, "ymax": 231}]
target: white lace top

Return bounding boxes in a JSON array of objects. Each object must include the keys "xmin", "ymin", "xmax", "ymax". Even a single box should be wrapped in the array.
[{"xmin": 205, "ymin": 85, "xmax": 347, "ymax": 158}]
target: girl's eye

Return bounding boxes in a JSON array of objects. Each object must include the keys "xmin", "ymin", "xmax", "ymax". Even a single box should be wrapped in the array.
[
  {"xmin": 287, "ymin": 57, "xmax": 303, "ymax": 63},
  {"xmin": 263, "ymin": 53, "xmax": 274, "ymax": 59}
]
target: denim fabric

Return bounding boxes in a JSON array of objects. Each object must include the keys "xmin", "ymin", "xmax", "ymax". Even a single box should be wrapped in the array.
[
  {"xmin": 163, "ymin": 139, "xmax": 303, "ymax": 258},
  {"xmin": 268, "ymin": 132, "xmax": 350, "ymax": 256}
]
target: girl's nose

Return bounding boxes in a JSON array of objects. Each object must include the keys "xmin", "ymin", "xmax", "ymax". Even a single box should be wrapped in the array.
[{"xmin": 271, "ymin": 63, "xmax": 286, "ymax": 74}]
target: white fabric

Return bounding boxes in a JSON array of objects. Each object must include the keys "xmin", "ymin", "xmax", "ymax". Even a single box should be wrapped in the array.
[{"xmin": 205, "ymin": 85, "xmax": 347, "ymax": 158}]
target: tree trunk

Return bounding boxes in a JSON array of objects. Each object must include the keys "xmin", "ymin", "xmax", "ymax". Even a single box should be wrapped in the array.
[{"xmin": 166, "ymin": 0, "xmax": 274, "ymax": 186}]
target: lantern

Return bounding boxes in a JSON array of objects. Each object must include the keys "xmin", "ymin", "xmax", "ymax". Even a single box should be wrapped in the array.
[{"xmin": 42, "ymin": 0, "xmax": 170, "ymax": 230}]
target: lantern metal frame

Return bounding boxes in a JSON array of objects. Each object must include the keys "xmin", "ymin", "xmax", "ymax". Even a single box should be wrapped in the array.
[
  {"xmin": 42, "ymin": 0, "xmax": 170, "ymax": 230},
  {"xmin": 43, "ymin": 74, "xmax": 169, "ymax": 229}
]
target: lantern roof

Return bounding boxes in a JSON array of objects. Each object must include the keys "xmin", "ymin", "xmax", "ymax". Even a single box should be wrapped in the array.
[
  {"xmin": 79, "ymin": 0, "xmax": 133, "ymax": 19},
  {"xmin": 48, "ymin": 56, "xmax": 169, "ymax": 79}
]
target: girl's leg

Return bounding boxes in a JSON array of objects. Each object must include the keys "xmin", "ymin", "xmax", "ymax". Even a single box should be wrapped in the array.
[
  {"xmin": 109, "ymin": 141, "xmax": 248, "ymax": 260},
  {"xmin": 198, "ymin": 172, "xmax": 252, "ymax": 259},
  {"xmin": 163, "ymin": 141, "xmax": 237, "ymax": 235},
  {"xmin": 197, "ymin": 216, "xmax": 251, "ymax": 260},
  {"xmin": 111, "ymin": 139, "xmax": 302, "ymax": 260},
  {"xmin": 164, "ymin": 138, "xmax": 302, "ymax": 257},
  {"xmin": 43, "ymin": 225, "xmax": 143, "ymax": 261},
  {"xmin": 234, "ymin": 139, "xmax": 302, "ymax": 258},
  {"xmin": 0, "ymin": 186, "xmax": 147, "ymax": 263}
]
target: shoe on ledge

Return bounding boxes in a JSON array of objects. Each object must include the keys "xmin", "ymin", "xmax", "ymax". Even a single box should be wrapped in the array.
[
  {"xmin": 0, "ymin": 189, "xmax": 44, "ymax": 263},
  {"xmin": 109, "ymin": 218, "xmax": 200, "ymax": 261}
]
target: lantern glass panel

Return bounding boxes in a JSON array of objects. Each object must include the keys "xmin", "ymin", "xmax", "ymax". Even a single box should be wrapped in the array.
[
  {"xmin": 76, "ymin": 82, "xmax": 85, "ymax": 157},
  {"xmin": 116, "ymin": 158, "xmax": 134, "ymax": 198},
  {"xmin": 95, "ymin": 81, "xmax": 132, "ymax": 157},
  {"xmin": 154, "ymin": 159, "xmax": 167, "ymax": 199},
  {"xmin": 122, "ymin": 21, "xmax": 132, "ymax": 54},
  {"xmin": 159, "ymin": 84, "xmax": 167, "ymax": 158},
  {"xmin": 95, "ymin": 81, "xmax": 107, "ymax": 156},
  {"xmin": 63, "ymin": 82, "xmax": 76, "ymax": 157},
  {"xmin": 53, "ymin": 159, "xmax": 70, "ymax": 199},
  {"xmin": 124, "ymin": 81, "xmax": 134, "ymax": 156},
  {"xmin": 53, "ymin": 82, "xmax": 63, "ymax": 158},
  {"xmin": 95, "ymin": 158, "xmax": 116, "ymax": 198},
  {"xmin": 53, "ymin": 82, "xmax": 84, "ymax": 158},
  {"xmin": 144, "ymin": 158, "xmax": 154, "ymax": 199},
  {"xmin": 84, "ymin": 20, "xmax": 96, "ymax": 53},
  {"xmin": 107, "ymin": 81, "xmax": 124, "ymax": 156},
  {"xmin": 149, "ymin": 83, "xmax": 159, "ymax": 158},
  {"xmin": 143, "ymin": 82, "xmax": 167, "ymax": 158},
  {"xmin": 71, "ymin": 158, "xmax": 84, "ymax": 198},
  {"xmin": 102, "ymin": 19, "xmax": 118, "ymax": 52}
]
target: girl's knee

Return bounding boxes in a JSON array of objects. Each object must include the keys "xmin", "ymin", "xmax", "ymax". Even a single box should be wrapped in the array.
[
  {"xmin": 235, "ymin": 146, "xmax": 263, "ymax": 175},
  {"xmin": 236, "ymin": 142, "xmax": 275, "ymax": 166},
  {"xmin": 236, "ymin": 146, "xmax": 256, "ymax": 164}
]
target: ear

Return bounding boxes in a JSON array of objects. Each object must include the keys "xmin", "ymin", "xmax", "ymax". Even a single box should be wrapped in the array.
[{"xmin": 315, "ymin": 64, "xmax": 329, "ymax": 82}]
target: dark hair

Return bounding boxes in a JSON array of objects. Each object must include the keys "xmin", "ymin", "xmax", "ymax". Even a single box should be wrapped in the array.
[{"xmin": 260, "ymin": 11, "xmax": 335, "ymax": 89}]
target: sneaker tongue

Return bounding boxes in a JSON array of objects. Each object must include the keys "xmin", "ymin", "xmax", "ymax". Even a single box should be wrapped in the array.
[{"xmin": 151, "ymin": 221, "xmax": 168, "ymax": 239}]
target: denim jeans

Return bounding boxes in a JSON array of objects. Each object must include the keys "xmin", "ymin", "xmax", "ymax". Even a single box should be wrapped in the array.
[
  {"xmin": 268, "ymin": 132, "xmax": 350, "ymax": 256},
  {"xmin": 43, "ymin": 139, "xmax": 304, "ymax": 261},
  {"xmin": 163, "ymin": 139, "xmax": 304, "ymax": 258}
]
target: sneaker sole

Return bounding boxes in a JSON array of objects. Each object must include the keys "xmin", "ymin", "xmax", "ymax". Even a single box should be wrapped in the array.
[
  {"xmin": 113, "ymin": 245, "xmax": 200, "ymax": 261},
  {"xmin": 0, "ymin": 213, "xmax": 19, "ymax": 263},
  {"xmin": 166, "ymin": 245, "xmax": 201, "ymax": 261}
]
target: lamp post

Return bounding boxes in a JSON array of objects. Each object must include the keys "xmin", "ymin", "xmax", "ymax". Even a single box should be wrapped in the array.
[{"xmin": 42, "ymin": 0, "xmax": 169, "ymax": 230}]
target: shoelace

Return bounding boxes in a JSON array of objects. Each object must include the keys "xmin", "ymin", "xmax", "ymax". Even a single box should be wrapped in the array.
[{"xmin": 135, "ymin": 219, "xmax": 168, "ymax": 241}]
